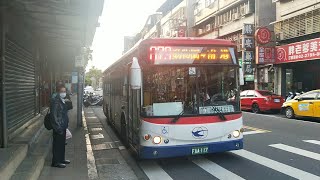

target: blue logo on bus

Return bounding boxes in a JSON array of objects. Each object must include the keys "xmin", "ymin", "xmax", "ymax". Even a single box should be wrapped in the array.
[{"xmin": 192, "ymin": 127, "xmax": 208, "ymax": 139}]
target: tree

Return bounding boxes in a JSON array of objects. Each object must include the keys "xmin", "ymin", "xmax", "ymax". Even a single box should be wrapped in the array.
[{"xmin": 85, "ymin": 66, "xmax": 102, "ymax": 88}]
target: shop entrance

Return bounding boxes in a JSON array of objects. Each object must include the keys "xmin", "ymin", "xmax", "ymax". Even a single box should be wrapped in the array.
[{"xmin": 283, "ymin": 60, "xmax": 320, "ymax": 95}]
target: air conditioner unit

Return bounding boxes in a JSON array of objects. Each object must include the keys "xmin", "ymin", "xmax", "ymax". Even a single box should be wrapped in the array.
[
  {"xmin": 275, "ymin": 32, "xmax": 284, "ymax": 41},
  {"xmin": 206, "ymin": 24, "xmax": 211, "ymax": 32},
  {"xmin": 194, "ymin": 8, "xmax": 202, "ymax": 16},
  {"xmin": 196, "ymin": 11, "xmax": 202, "ymax": 17}
]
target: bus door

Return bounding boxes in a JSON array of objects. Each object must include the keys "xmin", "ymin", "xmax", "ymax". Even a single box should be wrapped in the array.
[{"xmin": 128, "ymin": 87, "xmax": 141, "ymax": 150}]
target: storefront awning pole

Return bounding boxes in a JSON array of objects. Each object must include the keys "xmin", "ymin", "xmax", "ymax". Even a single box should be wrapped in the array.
[{"xmin": 1, "ymin": 10, "xmax": 8, "ymax": 148}]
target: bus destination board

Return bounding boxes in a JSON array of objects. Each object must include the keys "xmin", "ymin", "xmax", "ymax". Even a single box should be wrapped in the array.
[{"xmin": 149, "ymin": 46, "xmax": 234, "ymax": 65}]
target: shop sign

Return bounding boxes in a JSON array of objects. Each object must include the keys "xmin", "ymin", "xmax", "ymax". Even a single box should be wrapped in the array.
[
  {"xmin": 256, "ymin": 47, "xmax": 275, "ymax": 64},
  {"xmin": 243, "ymin": 51, "xmax": 254, "ymax": 76},
  {"xmin": 255, "ymin": 27, "xmax": 272, "ymax": 45},
  {"xmin": 243, "ymin": 37, "xmax": 255, "ymax": 49},
  {"xmin": 276, "ymin": 38, "xmax": 320, "ymax": 64},
  {"xmin": 75, "ymin": 55, "xmax": 84, "ymax": 67},
  {"xmin": 243, "ymin": 24, "xmax": 254, "ymax": 35},
  {"xmin": 239, "ymin": 59, "xmax": 243, "ymax": 67},
  {"xmin": 71, "ymin": 72, "xmax": 78, "ymax": 83},
  {"xmin": 245, "ymin": 75, "xmax": 254, "ymax": 81}
]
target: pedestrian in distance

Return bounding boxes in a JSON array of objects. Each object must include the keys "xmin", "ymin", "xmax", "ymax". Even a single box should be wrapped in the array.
[{"xmin": 50, "ymin": 85, "xmax": 71, "ymax": 168}]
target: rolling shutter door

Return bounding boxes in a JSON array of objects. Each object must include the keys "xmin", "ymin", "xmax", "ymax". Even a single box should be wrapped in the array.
[{"xmin": 4, "ymin": 38, "xmax": 35, "ymax": 134}]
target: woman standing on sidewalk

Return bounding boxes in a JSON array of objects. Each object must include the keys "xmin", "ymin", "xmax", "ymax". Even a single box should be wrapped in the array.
[{"xmin": 50, "ymin": 85, "xmax": 71, "ymax": 168}]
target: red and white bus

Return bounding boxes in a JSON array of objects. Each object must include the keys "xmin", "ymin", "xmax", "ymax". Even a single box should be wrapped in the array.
[{"xmin": 103, "ymin": 38, "xmax": 243, "ymax": 159}]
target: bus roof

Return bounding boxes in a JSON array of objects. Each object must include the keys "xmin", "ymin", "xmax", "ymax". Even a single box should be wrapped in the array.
[
  {"xmin": 104, "ymin": 38, "xmax": 236, "ymax": 74},
  {"xmin": 140, "ymin": 38, "xmax": 236, "ymax": 46}
]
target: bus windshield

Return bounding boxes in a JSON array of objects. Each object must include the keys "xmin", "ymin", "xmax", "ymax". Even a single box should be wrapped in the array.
[{"xmin": 142, "ymin": 66, "xmax": 240, "ymax": 117}]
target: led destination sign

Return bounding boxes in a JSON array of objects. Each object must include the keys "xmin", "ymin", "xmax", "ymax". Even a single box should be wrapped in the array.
[{"xmin": 149, "ymin": 46, "xmax": 234, "ymax": 65}]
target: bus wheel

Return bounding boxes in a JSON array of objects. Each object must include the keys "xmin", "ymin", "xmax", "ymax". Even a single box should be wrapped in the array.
[
  {"xmin": 121, "ymin": 116, "xmax": 129, "ymax": 147},
  {"xmin": 105, "ymin": 108, "xmax": 111, "ymax": 126}
]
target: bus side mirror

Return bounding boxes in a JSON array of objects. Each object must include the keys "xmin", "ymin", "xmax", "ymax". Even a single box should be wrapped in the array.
[{"xmin": 130, "ymin": 57, "xmax": 141, "ymax": 90}]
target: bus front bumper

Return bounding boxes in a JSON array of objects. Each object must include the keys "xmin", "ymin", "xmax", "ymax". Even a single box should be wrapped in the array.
[{"xmin": 139, "ymin": 139, "xmax": 243, "ymax": 159}]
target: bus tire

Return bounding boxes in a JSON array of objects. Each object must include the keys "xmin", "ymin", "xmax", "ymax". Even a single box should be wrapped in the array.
[
  {"xmin": 105, "ymin": 107, "xmax": 111, "ymax": 126},
  {"xmin": 121, "ymin": 114, "xmax": 129, "ymax": 147}
]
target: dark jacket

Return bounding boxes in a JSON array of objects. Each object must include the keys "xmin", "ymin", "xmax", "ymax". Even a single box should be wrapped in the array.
[{"xmin": 50, "ymin": 95, "xmax": 69, "ymax": 134}]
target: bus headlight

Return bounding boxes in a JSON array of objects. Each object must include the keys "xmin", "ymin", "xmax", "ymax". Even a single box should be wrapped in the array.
[
  {"xmin": 153, "ymin": 136, "xmax": 162, "ymax": 144},
  {"xmin": 232, "ymin": 130, "xmax": 240, "ymax": 138}
]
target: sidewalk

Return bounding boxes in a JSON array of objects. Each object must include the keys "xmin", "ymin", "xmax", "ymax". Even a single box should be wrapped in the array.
[{"xmin": 38, "ymin": 95, "xmax": 89, "ymax": 180}]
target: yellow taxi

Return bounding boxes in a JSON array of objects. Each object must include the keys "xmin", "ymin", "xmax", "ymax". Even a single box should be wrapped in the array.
[{"xmin": 282, "ymin": 90, "xmax": 320, "ymax": 119}]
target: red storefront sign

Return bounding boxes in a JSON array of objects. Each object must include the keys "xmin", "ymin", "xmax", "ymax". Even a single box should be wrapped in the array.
[
  {"xmin": 256, "ymin": 47, "xmax": 275, "ymax": 64},
  {"xmin": 276, "ymin": 38, "xmax": 320, "ymax": 64},
  {"xmin": 255, "ymin": 27, "xmax": 271, "ymax": 45}
]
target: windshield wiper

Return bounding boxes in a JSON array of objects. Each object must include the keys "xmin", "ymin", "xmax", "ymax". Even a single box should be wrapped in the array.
[
  {"xmin": 171, "ymin": 110, "xmax": 184, "ymax": 123},
  {"xmin": 211, "ymin": 106, "xmax": 227, "ymax": 121}
]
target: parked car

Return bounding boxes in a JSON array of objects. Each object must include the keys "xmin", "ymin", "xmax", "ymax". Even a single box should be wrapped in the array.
[
  {"xmin": 282, "ymin": 89, "xmax": 320, "ymax": 119},
  {"xmin": 240, "ymin": 90, "xmax": 285, "ymax": 113}
]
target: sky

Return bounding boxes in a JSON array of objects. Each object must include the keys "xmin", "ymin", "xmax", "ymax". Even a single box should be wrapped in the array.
[{"xmin": 89, "ymin": 0, "xmax": 166, "ymax": 71}]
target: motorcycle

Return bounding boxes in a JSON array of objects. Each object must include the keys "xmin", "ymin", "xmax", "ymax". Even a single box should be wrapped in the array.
[
  {"xmin": 285, "ymin": 92, "xmax": 301, "ymax": 102},
  {"xmin": 83, "ymin": 93, "xmax": 103, "ymax": 107}
]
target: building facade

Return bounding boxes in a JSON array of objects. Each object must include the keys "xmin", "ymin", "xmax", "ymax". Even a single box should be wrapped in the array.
[
  {"xmin": 193, "ymin": 0, "xmax": 276, "ymax": 92},
  {"xmin": 274, "ymin": 0, "xmax": 320, "ymax": 96}
]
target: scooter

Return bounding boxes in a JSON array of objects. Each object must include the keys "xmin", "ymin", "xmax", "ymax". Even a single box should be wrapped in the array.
[
  {"xmin": 83, "ymin": 94, "xmax": 103, "ymax": 107},
  {"xmin": 285, "ymin": 92, "xmax": 301, "ymax": 102}
]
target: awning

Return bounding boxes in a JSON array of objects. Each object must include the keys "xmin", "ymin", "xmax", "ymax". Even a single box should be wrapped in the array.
[{"xmin": 7, "ymin": 0, "xmax": 104, "ymax": 48}]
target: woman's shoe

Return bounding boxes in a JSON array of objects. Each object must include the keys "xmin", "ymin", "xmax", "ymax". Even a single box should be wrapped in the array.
[
  {"xmin": 51, "ymin": 163, "xmax": 66, "ymax": 168},
  {"xmin": 62, "ymin": 160, "xmax": 71, "ymax": 164}
]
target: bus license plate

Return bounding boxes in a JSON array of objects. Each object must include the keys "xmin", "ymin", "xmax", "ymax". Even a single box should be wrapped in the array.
[{"xmin": 192, "ymin": 146, "xmax": 209, "ymax": 155}]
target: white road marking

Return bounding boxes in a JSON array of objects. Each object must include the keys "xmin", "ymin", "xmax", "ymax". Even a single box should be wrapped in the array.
[
  {"xmin": 304, "ymin": 140, "xmax": 320, "ymax": 146},
  {"xmin": 139, "ymin": 161, "xmax": 173, "ymax": 180},
  {"xmin": 269, "ymin": 144, "xmax": 320, "ymax": 161},
  {"xmin": 242, "ymin": 111, "xmax": 320, "ymax": 125},
  {"xmin": 231, "ymin": 150, "xmax": 320, "ymax": 179},
  {"xmin": 192, "ymin": 157, "xmax": 245, "ymax": 180},
  {"xmin": 83, "ymin": 111, "xmax": 99, "ymax": 180},
  {"xmin": 243, "ymin": 131, "xmax": 266, "ymax": 135}
]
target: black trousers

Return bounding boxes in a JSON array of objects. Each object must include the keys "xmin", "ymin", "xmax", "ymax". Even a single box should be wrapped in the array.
[{"xmin": 52, "ymin": 129, "xmax": 66, "ymax": 164}]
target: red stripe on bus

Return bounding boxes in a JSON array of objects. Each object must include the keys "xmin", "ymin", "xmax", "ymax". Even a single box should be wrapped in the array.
[{"xmin": 142, "ymin": 114, "xmax": 242, "ymax": 125}]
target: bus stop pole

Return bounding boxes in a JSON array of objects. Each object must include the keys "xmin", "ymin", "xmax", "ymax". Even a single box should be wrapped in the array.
[{"xmin": 77, "ymin": 68, "xmax": 83, "ymax": 127}]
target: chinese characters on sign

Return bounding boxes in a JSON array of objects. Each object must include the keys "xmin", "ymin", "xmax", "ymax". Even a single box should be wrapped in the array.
[
  {"xmin": 242, "ymin": 24, "xmax": 255, "ymax": 81},
  {"xmin": 276, "ymin": 38, "xmax": 320, "ymax": 63},
  {"xmin": 243, "ymin": 24, "xmax": 254, "ymax": 35},
  {"xmin": 243, "ymin": 38, "xmax": 255, "ymax": 49},
  {"xmin": 243, "ymin": 51, "xmax": 254, "ymax": 77},
  {"xmin": 256, "ymin": 47, "xmax": 275, "ymax": 64}
]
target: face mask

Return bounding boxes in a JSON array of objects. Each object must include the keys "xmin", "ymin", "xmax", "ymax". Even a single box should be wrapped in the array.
[{"xmin": 60, "ymin": 93, "xmax": 66, "ymax": 98}]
